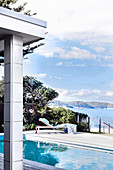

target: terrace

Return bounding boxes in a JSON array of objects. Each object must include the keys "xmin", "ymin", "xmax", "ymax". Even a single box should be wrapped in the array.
[{"xmin": 0, "ymin": 4, "xmax": 113, "ymax": 170}]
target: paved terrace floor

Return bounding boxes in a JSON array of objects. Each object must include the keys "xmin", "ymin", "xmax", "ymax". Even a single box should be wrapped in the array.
[{"xmin": 25, "ymin": 130, "xmax": 113, "ymax": 153}]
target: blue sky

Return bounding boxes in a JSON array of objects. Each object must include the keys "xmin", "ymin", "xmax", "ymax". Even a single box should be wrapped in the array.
[
  {"xmin": 1, "ymin": 0, "xmax": 113, "ymax": 102},
  {"xmin": 23, "ymin": 34, "xmax": 113, "ymax": 102}
]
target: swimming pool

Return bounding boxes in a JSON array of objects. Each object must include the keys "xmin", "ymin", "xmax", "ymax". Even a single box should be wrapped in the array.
[{"xmin": 0, "ymin": 136, "xmax": 113, "ymax": 169}]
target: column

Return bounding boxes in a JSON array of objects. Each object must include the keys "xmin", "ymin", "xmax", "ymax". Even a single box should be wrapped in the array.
[
  {"xmin": 4, "ymin": 35, "xmax": 23, "ymax": 170},
  {"xmin": 108, "ymin": 124, "xmax": 110, "ymax": 134},
  {"xmin": 77, "ymin": 114, "xmax": 79, "ymax": 124},
  {"xmin": 99, "ymin": 118, "xmax": 101, "ymax": 133},
  {"xmin": 88, "ymin": 117, "xmax": 90, "ymax": 132}
]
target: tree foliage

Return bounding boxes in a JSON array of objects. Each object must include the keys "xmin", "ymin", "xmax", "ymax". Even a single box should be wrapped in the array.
[
  {"xmin": 45, "ymin": 107, "xmax": 76, "ymax": 125},
  {"xmin": 23, "ymin": 76, "xmax": 59, "ymax": 107},
  {"xmin": 33, "ymin": 87, "xmax": 59, "ymax": 107},
  {"xmin": 23, "ymin": 76, "xmax": 43, "ymax": 103},
  {"xmin": 0, "ymin": 0, "xmax": 36, "ymax": 16}
]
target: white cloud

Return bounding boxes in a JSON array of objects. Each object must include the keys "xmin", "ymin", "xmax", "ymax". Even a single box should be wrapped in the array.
[
  {"xmin": 55, "ymin": 47, "xmax": 96, "ymax": 60},
  {"xmin": 49, "ymin": 75, "xmax": 62, "ymax": 80},
  {"xmin": 37, "ymin": 73, "xmax": 47, "ymax": 78},
  {"xmin": 105, "ymin": 91, "xmax": 113, "ymax": 97},
  {"xmin": 26, "ymin": 0, "xmax": 113, "ymax": 62},
  {"xmin": 99, "ymin": 63, "xmax": 113, "ymax": 67},
  {"xmin": 55, "ymin": 88, "xmax": 113, "ymax": 103},
  {"xmin": 24, "ymin": 0, "xmax": 113, "ymax": 38},
  {"xmin": 42, "ymin": 52, "xmax": 54, "ymax": 58},
  {"xmin": 105, "ymin": 64, "xmax": 113, "ymax": 67},
  {"xmin": 37, "ymin": 43, "xmax": 96, "ymax": 60},
  {"xmin": 110, "ymin": 82, "xmax": 113, "ymax": 89},
  {"xmin": 56, "ymin": 62, "xmax": 63, "ymax": 66},
  {"xmin": 63, "ymin": 32, "xmax": 113, "ymax": 49},
  {"xmin": 91, "ymin": 46, "xmax": 105, "ymax": 53},
  {"xmin": 24, "ymin": 73, "xmax": 47, "ymax": 80},
  {"xmin": 65, "ymin": 62, "xmax": 85, "ymax": 67},
  {"xmin": 22, "ymin": 0, "xmax": 113, "ymax": 62},
  {"xmin": 102, "ymin": 56, "xmax": 113, "ymax": 60}
]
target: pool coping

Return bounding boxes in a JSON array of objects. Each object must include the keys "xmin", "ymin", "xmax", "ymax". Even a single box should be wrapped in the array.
[
  {"xmin": 24, "ymin": 132, "xmax": 113, "ymax": 154},
  {"xmin": 0, "ymin": 153, "xmax": 65, "ymax": 170},
  {"xmin": 1, "ymin": 132, "xmax": 113, "ymax": 154}
]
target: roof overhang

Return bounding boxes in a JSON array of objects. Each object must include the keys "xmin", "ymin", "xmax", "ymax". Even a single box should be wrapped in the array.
[{"xmin": 0, "ymin": 7, "xmax": 47, "ymax": 46}]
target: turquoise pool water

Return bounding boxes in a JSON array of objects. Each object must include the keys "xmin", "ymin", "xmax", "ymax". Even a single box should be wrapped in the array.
[{"xmin": 0, "ymin": 137, "xmax": 113, "ymax": 170}]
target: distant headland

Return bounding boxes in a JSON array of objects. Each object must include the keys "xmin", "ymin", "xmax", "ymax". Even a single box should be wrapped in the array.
[{"xmin": 49, "ymin": 100, "xmax": 113, "ymax": 109}]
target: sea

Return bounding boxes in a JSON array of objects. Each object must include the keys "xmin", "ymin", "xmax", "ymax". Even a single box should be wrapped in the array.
[{"xmin": 70, "ymin": 107, "xmax": 113, "ymax": 130}]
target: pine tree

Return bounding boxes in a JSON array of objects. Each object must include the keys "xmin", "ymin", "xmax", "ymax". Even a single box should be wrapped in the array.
[{"xmin": 0, "ymin": 0, "xmax": 37, "ymax": 16}]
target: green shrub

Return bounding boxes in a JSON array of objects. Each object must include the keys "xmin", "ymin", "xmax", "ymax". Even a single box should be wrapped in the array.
[
  {"xmin": 45, "ymin": 107, "xmax": 77, "ymax": 125},
  {"xmin": 77, "ymin": 122, "xmax": 88, "ymax": 132},
  {"xmin": 23, "ymin": 123, "xmax": 35, "ymax": 131},
  {"xmin": 30, "ymin": 123, "xmax": 35, "ymax": 130}
]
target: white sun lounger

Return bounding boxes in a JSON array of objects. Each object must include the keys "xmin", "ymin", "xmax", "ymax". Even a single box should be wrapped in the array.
[{"xmin": 35, "ymin": 118, "xmax": 77, "ymax": 134}]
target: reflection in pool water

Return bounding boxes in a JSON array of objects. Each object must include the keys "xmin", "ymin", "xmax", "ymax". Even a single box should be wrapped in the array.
[
  {"xmin": 0, "ymin": 139, "xmax": 113, "ymax": 169},
  {"xmin": 23, "ymin": 140, "xmax": 61, "ymax": 166}
]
